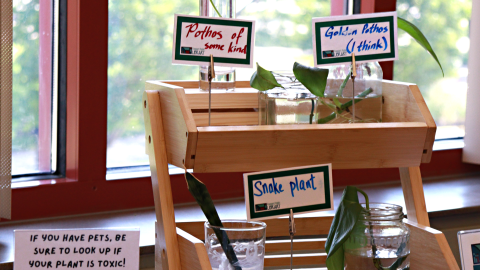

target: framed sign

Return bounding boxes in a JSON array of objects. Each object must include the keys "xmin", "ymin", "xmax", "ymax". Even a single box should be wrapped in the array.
[
  {"xmin": 312, "ymin": 12, "xmax": 398, "ymax": 66},
  {"xmin": 172, "ymin": 14, "xmax": 255, "ymax": 67},
  {"xmin": 458, "ymin": 229, "xmax": 480, "ymax": 270},
  {"xmin": 244, "ymin": 164, "xmax": 333, "ymax": 220}
]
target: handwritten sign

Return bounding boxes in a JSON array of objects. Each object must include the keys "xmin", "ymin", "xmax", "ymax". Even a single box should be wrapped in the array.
[
  {"xmin": 244, "ymin": 164, "xmax": 333, "ymax": 220},
  {"xmin": 14, "ymin": 229, "xmax": 140, "ymax": 269},
  {"xmin": 172, "ymin": 14, "xmax": 255, "ymax": 67},
  {"xmin": 312, "ymin": 12, "xmax": 398, "ymax": 66}
]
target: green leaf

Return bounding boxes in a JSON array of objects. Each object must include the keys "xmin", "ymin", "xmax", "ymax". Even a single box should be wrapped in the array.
[
  {"xmin": 250, "ymin": 63, "xmax": 283, "ymax": 91},
  {"xmin": 325, "ymin": 186, "xmax": 364, "ymax": 270},
  {"xmin": 292, "ymin": 62, "xmax": 329, "ymax": 97},
  {"xmin": 185, "ymin": 172, "xmax": 242, "ymax": 270},
  {"xmin": 398, "ymin": 17, "xmax": 444, "ymax": 77}
]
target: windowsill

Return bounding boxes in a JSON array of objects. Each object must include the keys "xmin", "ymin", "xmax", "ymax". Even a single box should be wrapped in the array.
[{"xmin": 2, "ymin": 172, "xmax": 480, "ymax": 268}]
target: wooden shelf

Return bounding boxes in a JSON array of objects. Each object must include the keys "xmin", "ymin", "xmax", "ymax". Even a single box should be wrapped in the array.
[
  {"xmin": 144, "ymin": 80, "xmax": 436, "ymax": 173},
  {"xmin": 142, "ymin": 80, "xmax": 458, "ymax": 270}
]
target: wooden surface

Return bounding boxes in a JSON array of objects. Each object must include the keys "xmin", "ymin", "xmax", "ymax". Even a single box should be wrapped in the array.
[
  {"xmin": 409, "ymin": 84, "xmax": 437, "ymax": 163},
  {"xmin": 400, "ymin": 167, "xmax": 430, "ymax": 226},
  {"xmin": 193, "ymin": 111, "xmax": 258, "ymax": 126},
  {"xmin": 406, "ymin": 219, "xmax": 460, "ymax": 270},
  {"xmin": 145, "ymin": 82, "xmax": 197, "ymax": 168},
  {"xmin": 143, "ymin": 91, "xmax": 181, "ymax": 270},
  {"xmin": 265, "ymin": 238, "xmax": 327, "ymax": 253},
  {"xmin": 176, "ymin": 228, "xmax": 211, "ymax": 270},
  {"xmin": 185, "ymin": 88, "xmax": 258, "ymax": 110},
  {"xmin": 264, "ymin": 253, "xmax": 327, "ymax": 267},
  {"xmin": 193, "ymin": 123, "xmax": 427, "ymax": 172}
]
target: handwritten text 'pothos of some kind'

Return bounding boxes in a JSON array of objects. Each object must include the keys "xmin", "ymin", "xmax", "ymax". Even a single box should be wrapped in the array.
[
  {"xmin": 322, "ymin": 22, "xmax": 390, "ymax": 55},
  {"xmin": 183, "ymin": 23, "xmax": 247, "ymax": 54},
  {"xmin": 253, "ymin": 174, "xmax": 317, "ymax": 198}
]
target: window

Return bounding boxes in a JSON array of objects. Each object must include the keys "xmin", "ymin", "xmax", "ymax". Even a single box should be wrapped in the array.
[
  {"xmin": 106, "ymin": 0, "xmax": 331, "ymax": 170},
  {"xmin": 12, "ymin": 0, "xmax": 64, "ymax": 177},
  {"xmin": 395, "ymin": 0, "xmax": 472, "ymax": 140}
]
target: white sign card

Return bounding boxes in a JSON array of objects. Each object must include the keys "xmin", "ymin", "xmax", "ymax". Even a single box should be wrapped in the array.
[
  {"xmin": 14, "ymin": 228, "xmax": 140, "ymax": 270},
  {"xmin": 458, "ymin": 229, "xmax": 480, "ymax": 270},
  {"xmin": 172, "ymin": 14, "xmax": 255, "ymax": 68},
  {"xmin": 312, "ymin": 12, "xmax": 398, "ymax": 66},
  {"xmin": 244, "ymin": 164, "xmax": 333, "ymax": 220}
]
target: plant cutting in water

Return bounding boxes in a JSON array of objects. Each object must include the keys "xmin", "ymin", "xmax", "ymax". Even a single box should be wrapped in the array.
[
  {"xmin": 184, "ymin": 171, "xmax": 242, "ymax": 270},
  {"xmin": 249, "ymin": 17, "xmax": 443, "ymax": 124},
  {"xmin": 326, "ymin": 186, "xmax": 408, "ymax": 270}
]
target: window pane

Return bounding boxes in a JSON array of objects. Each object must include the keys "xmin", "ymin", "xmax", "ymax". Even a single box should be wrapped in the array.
[
  {"xmin": 12, "ymin": 0, "xmax": 55, "ymax": 175},
  {"xmin": 107, "ymin": 0, "xmax": 198, "ymax": 168},
  {"xmin": 106, "ymin": 0, "xmax": 330, "ymax": 169},
  {"xmin": 236, "ymin": 0, "xmax": 331, "ymax": 80},
  {"xmin": 395, "ymin": 0, "xmax": 471, "ymax": 139}
]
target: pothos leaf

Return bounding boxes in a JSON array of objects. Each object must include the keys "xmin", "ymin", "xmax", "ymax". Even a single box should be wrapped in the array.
[
  {"xmin": 250, "ymin": 63, "xmax": 283, "ymax": 91},
  {"xmin": 292, "ymin": 62, "xmax": 329, "ymax": 97},
  {"xmin": 185, "ymin": 172, "xmax": 242, "ymax": 270},
  {"xmin": 325, "ymin": 186, "xmax": 363, "ymax": 259},
  {"xmin": 398, "ymin": 17, "xmax": 444, "ymax": 77}
]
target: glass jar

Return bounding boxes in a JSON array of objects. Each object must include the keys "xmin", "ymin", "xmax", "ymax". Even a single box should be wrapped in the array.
[
  {"xmin": 344, "ymin": 203, "xmax": 410, "ymax": 270},
  {"xmin": 199, "ymin": 0, "xmax": 236, "ymax": 91},
  {"xmin": 318, "ymin": 62, "xmax": 383, "ymax": 124},
  {"xmin": 205, "ymin": 220, "xmax": 266, "ymax": 270},
  {"xmin": 259, "ymin": 72, "xmax": 318, "ymax": 125}
]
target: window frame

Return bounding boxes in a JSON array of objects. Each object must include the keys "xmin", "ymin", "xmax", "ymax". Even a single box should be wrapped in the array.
[{"xmin": 3, "ymin": 0, "xmax": 479, "ymax": 222}]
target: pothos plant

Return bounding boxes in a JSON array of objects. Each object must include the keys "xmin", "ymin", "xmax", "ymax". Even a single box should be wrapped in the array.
[{"xmin": 249, "ymin": 18, "xmax": 443, "ymax": 124}]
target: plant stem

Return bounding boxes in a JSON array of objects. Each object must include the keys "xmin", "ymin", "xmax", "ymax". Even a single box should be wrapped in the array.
[
  {"xmin": 317, "ymin": 88, "xmax": 374, "ymax": 124},
  {"xmin": 309, "ymin": 99, "xmax": 314, "ymax": 124},
  {"xmin": 209, "ymin": 0, "xmax": 222, "ymax": 17}
]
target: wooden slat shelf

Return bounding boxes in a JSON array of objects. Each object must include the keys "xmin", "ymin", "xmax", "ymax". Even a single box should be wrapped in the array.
[{"xmin": 143, "ymin": 80, "xmax": 458, "ymax": 270}]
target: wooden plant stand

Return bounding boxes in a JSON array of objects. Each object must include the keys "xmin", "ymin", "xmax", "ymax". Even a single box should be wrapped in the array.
[{"xmin": 143, "ymin": 80, "xmax": 459, "ymax": 270}]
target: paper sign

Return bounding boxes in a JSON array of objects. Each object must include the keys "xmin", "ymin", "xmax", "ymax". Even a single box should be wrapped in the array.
[
  {"xmin": 312, "ymin": 12, "xmax": 398, "ymax": 66},
  {"xmin": 244, "ymin": 164, "xmax": 333, "ymax": 220},
  {"xmin": 172, "ymin": 14, "xmax": 255, "ymax": 68},
  {"xmin": 14, "ymin": 228, "xmax": 140, "ymax": 269}
]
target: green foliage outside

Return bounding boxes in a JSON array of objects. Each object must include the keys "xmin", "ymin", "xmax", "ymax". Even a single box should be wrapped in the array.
[
  {"xmin": 12, "ymin": 0, "xmax": 40, "ymax": 154},
  {"xmin": 395, "ymin": 0, "xmax": 471, "ymax": 126}
]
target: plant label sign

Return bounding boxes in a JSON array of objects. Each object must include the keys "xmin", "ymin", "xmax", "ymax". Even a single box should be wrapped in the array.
[
  {"xmin": 14, "ymin": 228, "xmax": 140, "ymax": 269},
  {"xmin": 244, "ymin": 164, "xmax": 333, "ymax": 220},
  {"xmin": 312, "ymin": 12, "xmax": 398, "ymax": 66},
  {"xmin": 172, "ymin": 14, "xmax": 255, "ymax": 68}
]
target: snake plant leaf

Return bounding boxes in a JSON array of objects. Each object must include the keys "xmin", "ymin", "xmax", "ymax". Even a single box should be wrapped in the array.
[
  {"xmin": 185, "ymin": 172, "xmax": 242, "ymax": 270},
  {"xmin": 250, "ymin": 63, "xmax": 283, "ymax": 91},
  {"xmin": 398, "ymin": 17, "xmax": 444, "ymax": 77},
  {"xmin": 292, "ymin": 62, "xmax": 329, "ymax": 97},
  {"xmin": 325, "ymin": 186, "xmax": 364, "ymax": 270}
]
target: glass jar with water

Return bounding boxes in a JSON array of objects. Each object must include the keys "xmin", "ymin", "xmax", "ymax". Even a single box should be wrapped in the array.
[
  {"xmin": 319, "ymin": 62, "xmax": 383, "ymax": 124},
  {"xmin": 344, "ymin": 203, "xmax": 410, "ymax": 270},
  {"xmin": 259, "ymin": 72, "xmax": 318, "ymax": 125}
]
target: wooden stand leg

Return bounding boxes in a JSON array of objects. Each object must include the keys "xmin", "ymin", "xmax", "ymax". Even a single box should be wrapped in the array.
[
  {"xmin": 145, "ymin": 91, "xmax": 181, "ymax": 270},
  {"xmin": 399, "ymin": 167, "xmax": 430, "ymax": 227}
]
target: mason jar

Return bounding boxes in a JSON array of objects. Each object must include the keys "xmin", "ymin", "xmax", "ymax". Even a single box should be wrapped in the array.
[
  {"xmin": 318, "ymin": 62, "xmax": 383, "ymax": 124},
  {"xmin": 259, "ymin": 72, "xmax": 318, "ymax": 125},
  {"xmin": 344, "ymin": 203, "xmax": 410, "ymax": 270}
]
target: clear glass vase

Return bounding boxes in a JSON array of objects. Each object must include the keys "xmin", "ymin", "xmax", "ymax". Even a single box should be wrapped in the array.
[
  {"xmin": 344, "ymin": 203, "xmax": 410, "ymax": 270},
  {"xmin": 318, "ymin": 62, "xmax": 383, "ymax": 124},
  {"xmin": 199, "ymin": 0, "xmax": 236, "ymax": 91},
  {"xmin": 205, "ymin": 220, "xmax": 266, "ymax": 270},
  {"xmin": 259, "ymin": 72, "xmax": 318, "ymax": 125}
]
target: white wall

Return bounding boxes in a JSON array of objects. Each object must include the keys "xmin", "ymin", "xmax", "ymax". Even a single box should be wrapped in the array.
[{"xmin": 463, "ymin": 0, "xmax": 480, "ymax": 165}]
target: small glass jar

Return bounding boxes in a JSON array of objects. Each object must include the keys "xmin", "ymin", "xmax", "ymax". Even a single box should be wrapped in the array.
[
  {"xmin": 199, "ymin": 0, "xmax": 236, "ymax": 91},
  {"xmin": 259, "ymin": 72, "xmax": 318, "ymax": 125},
  {"xmin": 205, "ymin": 220, "xmax": 266, "ymax": 270},
  {"xmin": 319, "ymin": 62, "xmax": 383, "ymax": 124},
  {"xmin": 344, "ymin": 203, "xmax": 410, "ymax": 270}
]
